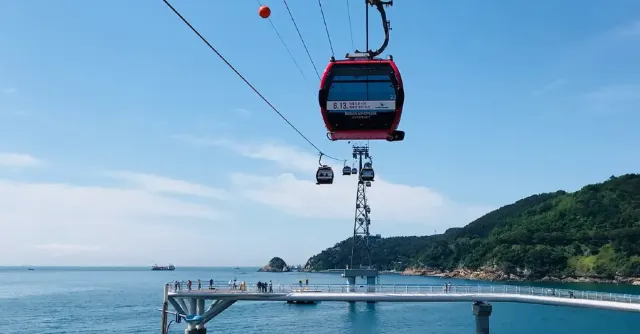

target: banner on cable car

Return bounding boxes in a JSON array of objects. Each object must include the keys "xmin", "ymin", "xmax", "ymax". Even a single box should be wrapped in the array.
[{"xmin": 327, "ymin": 100, "xmax": 396, "ymax": 111}]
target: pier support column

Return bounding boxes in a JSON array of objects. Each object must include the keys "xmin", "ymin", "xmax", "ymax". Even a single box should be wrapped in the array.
[
  {"xmin": 346, "ymin": 276, "xmax": 356, "ymax": 292},
  {"xmin": 366, "ymin": 276, "xmax": 376, "ymax": 293},
  {"xmin": 196, "ymin": 299, "xmax": 205, "ymax": 316},
  {"xmin": 472, "ymin": 302, "xmax": 492, "ymax": 334}
]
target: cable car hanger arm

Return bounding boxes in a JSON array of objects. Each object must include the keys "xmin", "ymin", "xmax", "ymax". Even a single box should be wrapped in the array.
[{"xmin": 355, "ymin": 0, "xmax": 392, "ymax": 58}]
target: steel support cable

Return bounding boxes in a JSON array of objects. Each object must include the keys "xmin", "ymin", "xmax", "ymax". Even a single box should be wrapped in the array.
[
  {"xmin": 317, "ymin": 0, "xmax": 335, "ymax": 57},
  {"xmin": 160, "ymin": 0, "xmax": 343, "ymax": 162},
  {"xmin": 283, "ymin": 0, "xmax": 321, "ymax": 80},
  {"xmin": 256, "ymin": 0, "xmax": 313, "ymax": 91},
  {"xmin": 346, "ymin": 0, "xmax": 355, "ymax": 50}
]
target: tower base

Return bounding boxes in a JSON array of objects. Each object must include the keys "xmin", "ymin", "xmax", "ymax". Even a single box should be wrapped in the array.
[{"xmin": 342, "ymin": 268, "xmax": 378, "ymax": 294}]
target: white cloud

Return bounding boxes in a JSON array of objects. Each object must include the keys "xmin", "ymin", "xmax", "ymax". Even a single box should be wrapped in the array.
[
  {"xmin": 173, "ymin": 134, "xmax": 317, "ymax": 172},
  {"xmin": 34, "ymin": 244, "xmax": 102, "ymax": 257},
  {"xmin": 583, "ymin": 85, "xmax": 640, "ymax": 112},
  {"xmin": 612, "ymin": 20, "xmax": 640, "ymax": 38},
  {"xmin": 0, "ymin": 153, "xmax": 41, "ymax": 167},
  {"xmin": 171, "ymin": 133, "xmax": 215, "ymax": 147},
  {"xmin": 230, "ymin": 172, "xmax": 490, "ymax": 224},
  {"xmin": 0, "ymin": 176, "xmax": 231, "ymax": 266},
  {"xmin": 105, "ymin": 170, "xmax": 229, "ymax": 199},
  {"xmin": 180, "ymin": 136, "xmax": 493, "ymax": 230},
  {"xmin": 35, "ymin": 243, "xmax": 102, "ymax": 251},
  {"xmin": 532, "ymin": 79, "xmax": 566, "ymax": 96},
  {"xmin": 235, "ymin": 108, "xmax": 251, "ymax": 118},
  {"xmin": 586, "ymin": 85, "xmax": 640, "ymax": 102},
  {"xmin": 0, "ymin": 143, "xmax": 493, "ymax": 266}
]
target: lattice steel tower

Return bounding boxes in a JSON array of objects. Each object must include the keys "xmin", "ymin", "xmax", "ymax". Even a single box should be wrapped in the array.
[{"xmin": 350, "ymin": 145, "xmax": 372, "ymax": 268}]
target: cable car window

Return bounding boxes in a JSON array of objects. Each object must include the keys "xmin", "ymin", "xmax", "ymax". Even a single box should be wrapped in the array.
[
  {"xmin": 326, "ymin": 63, "xmax": 397, "ymax": 102},
  {"xmin": 328, "ymin": 81, "xmax": 394, "ymax": 101}
]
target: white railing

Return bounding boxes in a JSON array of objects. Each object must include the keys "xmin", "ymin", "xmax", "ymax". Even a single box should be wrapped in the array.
[{"xmin": 167, "ymin": 282, "xmax": 640, "ymax": 304}]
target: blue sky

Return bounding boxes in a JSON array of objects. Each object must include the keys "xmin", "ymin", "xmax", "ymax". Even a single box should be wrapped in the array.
[{"xmin": 0, "ymin": 0, "xmax": 638, "ymax": 266}]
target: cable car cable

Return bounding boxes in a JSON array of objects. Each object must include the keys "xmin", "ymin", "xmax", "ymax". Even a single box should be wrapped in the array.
[
  {"xmin": 283, "ymin": 0, "xmax": 321, "ymax": 79},
  {"xmin": 317, "ymin": 0, "xmax": 334, "ymax": 57},
  {"xmin": 346, "ymin": 0, "xmax": 355, "ymax": 50},
  {"xmin": 255, "ymin": 0, "xmax": 313, "ymax": 92},
  {"xmin": 160, "ymin": 0, "xmax": 344, "ymax": 162}
]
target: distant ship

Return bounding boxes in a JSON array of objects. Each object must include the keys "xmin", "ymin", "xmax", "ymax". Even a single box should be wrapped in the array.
[{"xmin": 151, "ymin": 264, "xmax": 175, "ymax": 271}]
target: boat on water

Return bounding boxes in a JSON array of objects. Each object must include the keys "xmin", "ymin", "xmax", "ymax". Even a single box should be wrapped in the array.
[{"xmin": 151, "ymin": 264, "xmax": 175, "ymax": 271}]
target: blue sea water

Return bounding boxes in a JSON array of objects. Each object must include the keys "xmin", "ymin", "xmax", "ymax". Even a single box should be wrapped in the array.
[{"xmin": 0, "ymin": 267, "xmax": 639, "ymax": 334}]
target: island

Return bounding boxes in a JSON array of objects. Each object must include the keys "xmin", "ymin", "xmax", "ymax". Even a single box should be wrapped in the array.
[
  {"xmin": 305, "ymin": 174, "xmax": 640, "ymax": 284},
  {"xmin": 258, "ymin": 257, "xmax": 291, "ymax": 272}
]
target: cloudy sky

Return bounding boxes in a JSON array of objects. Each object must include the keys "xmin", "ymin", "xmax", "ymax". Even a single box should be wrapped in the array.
[{"xmin": 0, "ymin": 0, "xmax": 638, "ymax": 266}]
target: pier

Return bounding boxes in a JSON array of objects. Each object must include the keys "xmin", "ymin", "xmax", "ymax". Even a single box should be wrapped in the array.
[{"xmin": 160, "ymin": 282, "xmax": 640, "ymax": 333}]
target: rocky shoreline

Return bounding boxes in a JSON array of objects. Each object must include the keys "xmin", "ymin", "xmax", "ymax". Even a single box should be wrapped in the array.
[{"xmin": 401, "ymin": 267, "xmax": 640, "ymax": 286}]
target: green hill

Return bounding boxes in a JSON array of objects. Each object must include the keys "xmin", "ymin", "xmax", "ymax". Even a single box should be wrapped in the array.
[{"xmin": 305, "ymin": 174, "xmax": 640, "ymax": 281}]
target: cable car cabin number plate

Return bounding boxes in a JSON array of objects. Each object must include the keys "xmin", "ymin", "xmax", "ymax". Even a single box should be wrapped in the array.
[{"xmin": 327, "ymin": 101, "xmax": 396, "ymax": 111}]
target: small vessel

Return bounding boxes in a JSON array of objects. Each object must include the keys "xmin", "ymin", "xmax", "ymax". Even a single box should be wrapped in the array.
[
  {"xmin": 235, "ymin": 266, "xmax": 240, "ymax": 269},
  {"xmin": 27, "ymin": 268, "xmax": 35, "ymax": 271},
  {"xmin": 151, "ymin": 264, "xmax": 175, "ymax": 271}
]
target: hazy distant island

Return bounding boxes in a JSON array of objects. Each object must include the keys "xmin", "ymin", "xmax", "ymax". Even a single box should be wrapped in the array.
[
  {"xmin": 304, "ymin": 174, "xmax": 640, "ymax": 285},
  {"xmin": 258, "ymin": 257, "xmax": 291, "ymax": 272}
]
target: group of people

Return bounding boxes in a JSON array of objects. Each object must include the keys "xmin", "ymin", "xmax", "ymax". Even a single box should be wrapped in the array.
[
  {"xmin": 257, "ymin": 280, "xmax": 273, "ymax": 293},
  {"xmin": 225, "ymin": 279, "xmax": 274, "ymax": 292},
  {"xmin": 172, "ymin": 279, "xmax": 216, "ymax": 291},
  {"xmin": 171, "ymin": 277, "xmax": 313, "ymax": 294},
  {"xmin": 228, "ymin": 278, "xmax": 247, "ymax": 291}
]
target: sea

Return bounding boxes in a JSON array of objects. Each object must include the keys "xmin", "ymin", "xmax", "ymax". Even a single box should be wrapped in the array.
[{"xmin": 0, "ymin": 267, "xmax": 639, "ymax": 334}]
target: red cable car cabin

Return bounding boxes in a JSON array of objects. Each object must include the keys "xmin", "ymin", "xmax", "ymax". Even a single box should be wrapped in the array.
[{"xmin": 318, "ymin": 57, "xmax": 405, "ymax": 141}]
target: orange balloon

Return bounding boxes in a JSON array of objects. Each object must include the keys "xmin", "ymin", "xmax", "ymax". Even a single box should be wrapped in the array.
[{"xmin": 258, "ymin": 5, "xmax": 271, "ymax": 19}]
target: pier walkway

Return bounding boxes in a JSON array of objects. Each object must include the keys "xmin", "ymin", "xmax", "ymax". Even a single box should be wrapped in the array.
[{"xmin": 161, "ymin": 282, "xmax": 640, "ymax": 334}]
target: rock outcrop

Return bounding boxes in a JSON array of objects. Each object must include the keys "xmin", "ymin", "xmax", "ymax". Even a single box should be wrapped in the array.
[{"xmin": 257, "ymin": 257, "xmax": 290, "ymax": 272}]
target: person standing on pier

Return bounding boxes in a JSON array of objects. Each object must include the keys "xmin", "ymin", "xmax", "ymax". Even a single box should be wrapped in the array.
[
  {"xmin": 269, "ymin": 280, "xmax": 273, "ymax": 293},
  {"xmin": 197, "ymin": 279, "xmax": 202, "ymax": 290},
  {"xmin": 209, "ymin": 279, "xmax": 214, "ymax": 290},
  {"xmin": 187, "ymin": 280, "xmax": 192, "ymax": 291}
]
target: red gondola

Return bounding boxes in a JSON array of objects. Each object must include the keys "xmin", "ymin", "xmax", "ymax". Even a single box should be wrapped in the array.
[
  {"xmin": 317, "ymin": 0, "xmax": 404, "ymax": 142},
  {"xmin": 319, "ymin": 56, "xmax": 404, "ymax": 141}
]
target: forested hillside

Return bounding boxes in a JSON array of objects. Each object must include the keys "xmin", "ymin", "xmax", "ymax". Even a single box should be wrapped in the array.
[{"xmin": 305, "ymin": 174, "xmax": 640, "ymax": 280}]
